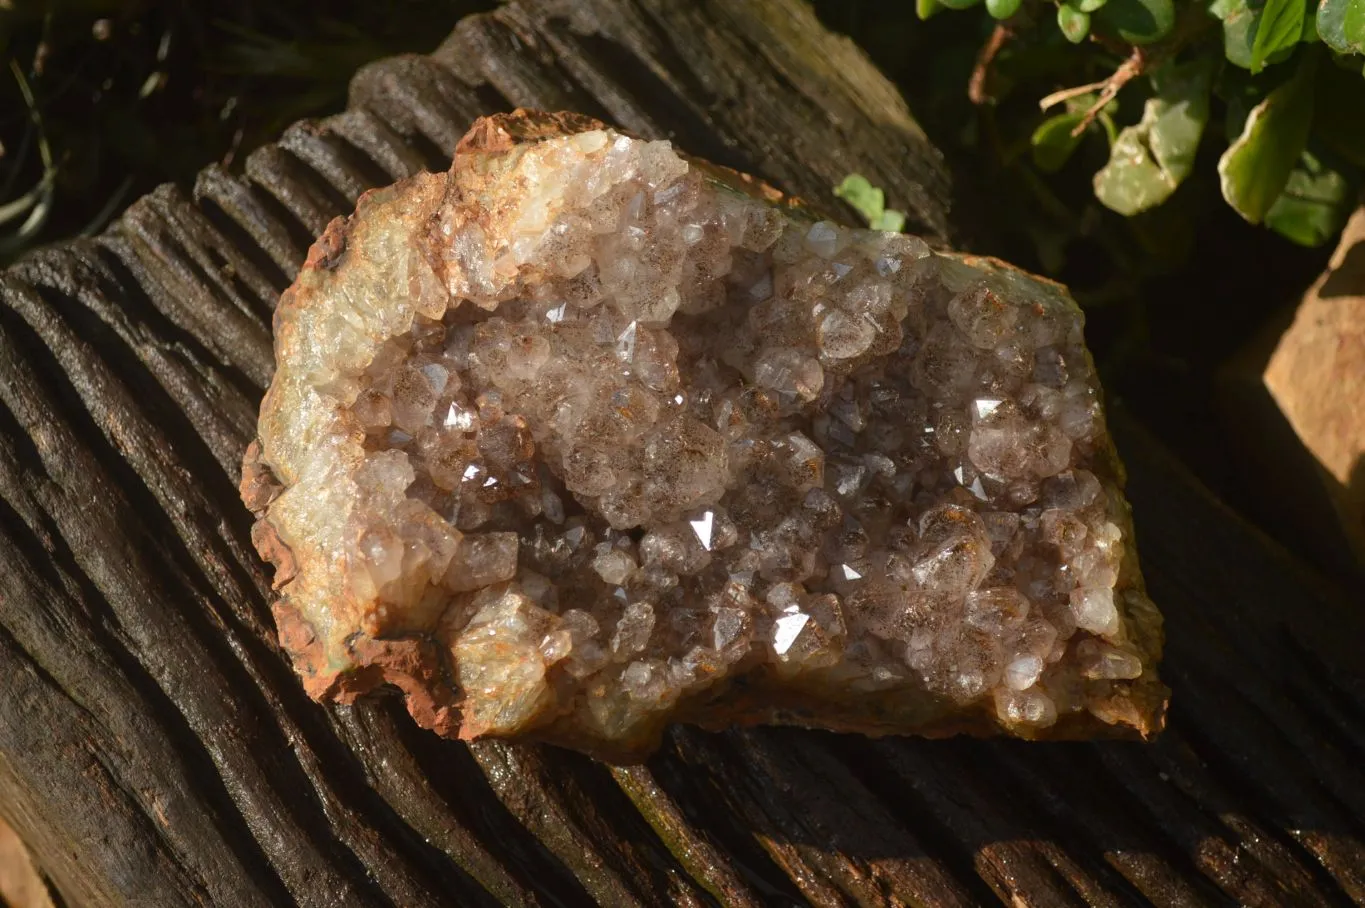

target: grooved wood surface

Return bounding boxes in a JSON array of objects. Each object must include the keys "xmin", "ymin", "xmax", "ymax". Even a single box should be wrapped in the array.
[{"xmin": 0, "ymin": 1, "xmax": 1362, "ymax": 905}]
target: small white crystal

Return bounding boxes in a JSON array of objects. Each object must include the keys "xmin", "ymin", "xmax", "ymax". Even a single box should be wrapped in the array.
[
  {"xmin": 994, "ymin": 688, "xmax": 1058, "ymax": 727},
  {"xmin": 593, "ymin": 548, "xmax": 637, "ymax": 585},
  {"xmin": 540, "ymin": 628, "xmax": 574, "ymax": 664},
  {"xmin": 622, "ymin": 660, "xmax": 668, "ymax": 701},
  {"xmin": 1078, "ymin": 639, "xmax": 1144, "ymax": 679},
  {"xmin": 972, "ymin": 398, "xmax": 1004, "ymax": 420},
  {"xmin": 616, "ymin": 320, "xmax": 638, "ymax": 362},
  {"xmin": 445, "ymin": 403, "xmax": 476, "ymax": 431},
  {"xmin": 612, "ymin": 602, "xmax": 656, "ymax": 657},
  {"xmin": 446, "ymin": 533, "xmax": 519, "ymax": 592},
  {"xmin": 573, "ymin": 130, "xmax": 608, "ymax": 153},
  {"xmin": 1004, "ymin": 654, "xmax": 1044, "ymax": 690},
  {"xmin": 772, "ymin": 607, "xmax": 811, "ymax": 656},
  {"xmin": 1070, "ymin": 587, "xmax": 1120, "ymax": 637},
  {"xmin": 818, "ymin": 310, "xmax": 876, "ymax": 360},
  {"xmin": 753, "ymin": 348, "xmax": 824, "ymax": 401},
  {"xmin": 689, "ymin": 510, "xmax": 715, "ymax": 550},
  {"xmin": 711, "ymin": 607, "xmax": 749, "ymax": 651},
  {"xmin": 420, "ymin": 363, "xmax": 450, "ymax": 396},
  {"xmin": 805, "ymin": 221, "xmax": 840, "ymax": 258}
]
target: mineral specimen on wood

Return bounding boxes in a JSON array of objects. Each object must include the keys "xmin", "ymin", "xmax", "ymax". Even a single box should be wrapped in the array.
[{"xmin": 241, "ymin": 110, "xmax": 1166, "ymax": 759}]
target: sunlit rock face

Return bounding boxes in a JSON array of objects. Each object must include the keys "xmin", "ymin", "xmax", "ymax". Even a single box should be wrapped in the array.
[{"xmin": 241, "ymin": 110, "xmax": 1166, "ymax": 760}]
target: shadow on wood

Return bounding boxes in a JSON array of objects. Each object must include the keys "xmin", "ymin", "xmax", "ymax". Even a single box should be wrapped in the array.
[{"xmin": 0, "ymin": 1, "xmax": 1361, "ymax": 906}]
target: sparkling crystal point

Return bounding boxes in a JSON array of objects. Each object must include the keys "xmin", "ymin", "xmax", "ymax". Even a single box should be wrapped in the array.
[
  {"xmin": 445, "ymin": 403, "xmax": 475, "ymax": 430},
  {"xmin": 616, "ymin": 320, "xmax": 638, "ymax": 362},
  {"xmin": 772, "ymin": 608, "xmax": 811, "ymax": 656},
  {"xmin": 689, "ymin": 510, "xmax": 715, "ymax": 551}
]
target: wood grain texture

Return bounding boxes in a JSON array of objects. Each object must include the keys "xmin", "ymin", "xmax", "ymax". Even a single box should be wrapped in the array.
[{"xmin": 0, "ymin": 1, "xmax": 1361, "ymax": 905}]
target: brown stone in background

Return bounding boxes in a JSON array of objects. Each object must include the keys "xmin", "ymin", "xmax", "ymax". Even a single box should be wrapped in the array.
[
  {"xmin": 0, "ymin": 818, "xmax": 53, "ymax": 908},
  {"xmin": 1264, "ymin": 205, "xmax": 1365, "ymax": 569}
]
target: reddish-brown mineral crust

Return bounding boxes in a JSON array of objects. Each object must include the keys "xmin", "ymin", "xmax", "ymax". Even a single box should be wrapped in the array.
[
  {"xmin": 309, "ymin": 214, "xmax": 350, "ymax": 273},
  {"xmin": 242, "ymin": 109, "xmax": 1167, "ymax": 760},
  {"xmin": 455, "ymin": 109, "xmax": 608, "ymax": 158}
]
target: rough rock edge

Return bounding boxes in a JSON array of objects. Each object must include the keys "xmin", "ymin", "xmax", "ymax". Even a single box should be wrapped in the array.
[{"xmin": 239, "ymin": 109, "xmax": 1168, "ymax": 761}]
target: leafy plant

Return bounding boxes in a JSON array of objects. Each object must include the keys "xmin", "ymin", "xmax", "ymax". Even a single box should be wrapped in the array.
[
  {"xmin": 918, "ymin": 0, "xmax": 1365, "ymax": 246},
  {"xmin": 834, "ymin": 174, "xmax": 909, "ymax": 230}
]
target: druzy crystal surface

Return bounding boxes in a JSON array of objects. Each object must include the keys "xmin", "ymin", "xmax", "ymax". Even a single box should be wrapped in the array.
[{"xmin": 242, "ymin": 111, "xmax": 1166, "ymax": 758}]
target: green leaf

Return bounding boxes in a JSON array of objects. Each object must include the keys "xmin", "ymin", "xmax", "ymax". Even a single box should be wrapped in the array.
[
  {"xmin": 1094, "ymin": 58, "xmax": 1216, "ymax": 214},
  {"xmin": 939, "ymin": 0, "xmax": 984, "ymax": 9},
  {"xmin": 1092, "ymin": 0, "xmax": 1175, "ymax": 44},
  {"xmin": 1077, "ymin": 0, "xmax": 1109, "ymax": 12},
  {"xmin": 1317, "ymin": 0, "xmax": 1365, "ymax": 55},
  {"xmin": 834, "ymin": 174, "xmax": 887, "ymax": 223},
  {"xmin": 1249, "ymin": 0, "xmax": 1306, "ymax": 72},
  {"xmin": 1219, "ymin": 0, "xmax": 1299, "ymax": 68},
  {"xmin": 1216, "ymin": 0, "xmax": 1256, "ymax": 67},
  {"xmin": 871, "ymin": 209, "xmax": 909, "ymax": 232},
  {"xmin": 916, "ymin": 0, "xmax": 944, "ymax": 20},
  {"xmin": 987, "ymin": 0, "xmax": 1024, "ymax": 18},
  {"xmin": 1208, "ymin": 0, "xmax": 1239, "ymax": 19},
  {"xmin": 1032, "ymin": 110, "xmax": 1089, "ymax": 171},
  {"xmin": 1217, "ymin": 53, "xmax": 1318, "ymax": 223},
  {"xmin": 1301, "ymin": 7, "xmax": 1320, "ymax": 42},
  {"xmin": 1058, "ymin": 4, "xmax": 1093, "ymax": 42},
  {"xmin": 1264, "ymin": 147, "xmax": 1358, "ymax": 245},
  {"xmin": 835, "ymin": 174, "xmax": 907, "ymax": 232}
]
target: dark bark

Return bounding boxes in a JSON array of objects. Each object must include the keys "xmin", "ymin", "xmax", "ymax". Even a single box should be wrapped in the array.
[{"xmin": 0, "ymin": 1, "xmax": 1361, "ymax": 906}]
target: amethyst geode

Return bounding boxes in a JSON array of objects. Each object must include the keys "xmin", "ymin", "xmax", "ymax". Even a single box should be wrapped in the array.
[{"xmin": 241, "ymin": 110, "xmax": 1166, "ymax": 760}]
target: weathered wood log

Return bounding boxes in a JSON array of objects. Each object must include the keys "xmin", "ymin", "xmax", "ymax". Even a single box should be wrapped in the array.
[{"xmin": 0, "ymin": 1, "xmax": 1361, "ymax": 906}]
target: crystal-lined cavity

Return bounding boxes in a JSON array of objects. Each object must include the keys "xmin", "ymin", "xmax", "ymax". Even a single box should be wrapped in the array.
[{"xmin": 244, "ymin": 112, "xmax": 1165, "ymax": 758}]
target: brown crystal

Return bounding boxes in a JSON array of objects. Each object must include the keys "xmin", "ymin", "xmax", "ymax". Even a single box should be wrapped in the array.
[{"xmin": 241, "ymin": 110, "xmax": 1166, "ymax": 760}]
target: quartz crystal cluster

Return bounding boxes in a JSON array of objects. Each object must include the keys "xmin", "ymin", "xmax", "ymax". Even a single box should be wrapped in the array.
[{"xmin": 242, "ymin": 110, "xmax": 1166, "ymax": 759}]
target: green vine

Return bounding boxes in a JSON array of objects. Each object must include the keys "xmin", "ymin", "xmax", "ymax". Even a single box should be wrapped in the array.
[{"xmin": 922, "ymin": 0, "xmax": 1365, "ymax": 246}]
